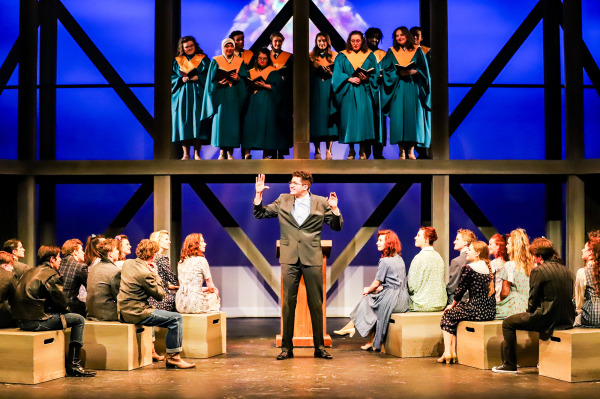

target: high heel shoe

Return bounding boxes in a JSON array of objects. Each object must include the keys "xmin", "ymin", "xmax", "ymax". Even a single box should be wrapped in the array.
[
  {"xmin": 436, "ymin": 354, "xmax": 452, "ymax": 364},
  {"xmin": 451, "ymin": 355, "xmax": 458, "ymax": 364},
  {"xmin": 333, "ymin": 327, "xmax": 356, "ymax": 338},
  {"xmin": 360, "ymin": 343, "xmax": 373, "ymax": 351}
]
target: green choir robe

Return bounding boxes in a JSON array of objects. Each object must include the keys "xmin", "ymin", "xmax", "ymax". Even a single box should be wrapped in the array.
[
  {"xmin": 309, "ymin": 52, "xmax": 338, "ymax": 141},
  {"xmin": 200, "ymin": 55, "xmax": 249, "ymax": 148},
  {"xmin": 332, "ymin": 50, "xmax": 380, "ymax": 144},
  {"xmin": 171, "ymin": 54, "xmax": 210, "ymax": 143},
  {"xmin": 381, "ymin": 46, "xmax": 431, "ymax": 147},
  {"xmin": 241, "ymin": 67, "xmax": 286, "ymax": 150}
]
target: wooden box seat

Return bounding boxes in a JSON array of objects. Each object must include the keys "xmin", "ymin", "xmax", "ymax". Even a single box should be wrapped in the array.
[
  {"xmin": 155, "ymin": 312, "xmax": 226, "ymax": 358},
  {"xmin": 456, "ymin": 320, "xmax": 539, "ymax": 370},
  {"xmin": 382, "ymin": 312, "xmax": 444, "ymax": 358},
  {"xmin": 539, "ymin": 328, "xmax": 600, "ymax": 382},
  {"xmin": 0, "ymin": 328, "xmax": 65, "ymax": 384},
  {"xmin": 66, "ymin": 321, "xmax": 153, "ymax": 371}
]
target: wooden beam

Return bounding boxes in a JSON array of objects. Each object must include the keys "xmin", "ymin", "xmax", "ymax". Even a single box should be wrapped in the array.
[
  {"xmin": 566, "ymin": 175, "xmax": 585, "ymax": 275},
  {"xmin": 17, "ymin": 176, "xmax": 36, "ymax": 267},
  {"xmin": 248, "ymin": 0, "xmax": 293, "ymax": 52},
  {"xmin": 18, "ymin": 0, "xmax": 38, "ymax": 162},
  {"xmin": 56, "ymin": 0, "xmax": 155, "ymax": 138},
  {"xmin": 308, "ymin": 1, "xmax": 345, "ymax": 51},
  {"xmin": 563, "ymin": 0, "xmax": 584, "ymax": 160},
  {"xmin": 449, "ymin": 0, "xmax": 543, "ymax": 136},
  {"xmin": 429, "ymin": 0, "xmax": 449, "ymax": 159},
  {"xmin": 189, "ymin": 182, "xmax": 280, "ymax": 296},
  {"xmin": 0, "ymin": 38, "xmax": 20, "ymax": 97},
  {"xmin": 432, "ymin": 176, "xmax": 449, "ymax": 268},
  {"xmin": 450, "ymin": 182, "xmax": 498, "ymax": 240},
  {"xmin": 103, "ymin": 182, "xmax": 153, "ymax": 238},
  {"xmin": 328, "ymin": 182, "xmax": 413, "ymax": 289},
  {"xmin": 293, "ymin": 0, "xmax": 310, "ymax": 159}
]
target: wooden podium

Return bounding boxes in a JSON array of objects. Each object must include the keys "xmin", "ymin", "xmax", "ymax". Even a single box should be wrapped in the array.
[{"xmin": 275, "ymin": 240, "xmax": 332, "ymax": 347}]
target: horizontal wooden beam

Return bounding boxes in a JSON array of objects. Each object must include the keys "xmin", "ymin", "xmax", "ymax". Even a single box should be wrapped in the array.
[{"xmin": 5, "ymin": 159, "xmax": 600, "ymax": 179}]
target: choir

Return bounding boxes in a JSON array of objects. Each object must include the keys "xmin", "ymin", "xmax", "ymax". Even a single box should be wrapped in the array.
[{"xmin": 171, "ymin": 27, "xmax": 432, "ymax": 160}]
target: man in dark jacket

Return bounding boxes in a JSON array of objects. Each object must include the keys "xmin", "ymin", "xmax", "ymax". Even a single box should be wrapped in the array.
[
  {"xmin": 492, "ymin": 237, "xmax": 575, "ymax": 373},
  {"xmin": 10, "ymin": 245, "xmax": 95, "ymax": 377}
]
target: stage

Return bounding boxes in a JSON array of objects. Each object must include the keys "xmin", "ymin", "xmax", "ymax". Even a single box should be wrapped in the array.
[{"xmin": 0, "ymin": 317, "xmax": 598, "ymax": 398}]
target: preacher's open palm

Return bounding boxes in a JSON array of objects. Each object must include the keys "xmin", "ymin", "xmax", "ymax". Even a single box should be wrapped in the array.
[{"xmin": 255, "ymin": 174, "xmax": 270, "ymax": 194}]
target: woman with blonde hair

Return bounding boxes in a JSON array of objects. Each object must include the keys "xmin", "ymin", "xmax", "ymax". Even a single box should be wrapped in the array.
[
  {"xmin": 176, "ymin": 233, "xmax": 220, "ymax": 313},
  {"xmin": 148, "ymin": 230, "xmax": 179, "ymax": 312},
  {"xmin": 439, "ymin": 241, "xmax": 496, "ymax": 364},
  {"xmin": 495, "ymin": 228, "xmax": 534, "ymax": 320}
]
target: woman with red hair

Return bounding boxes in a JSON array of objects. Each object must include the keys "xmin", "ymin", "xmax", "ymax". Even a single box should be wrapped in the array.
[
  {"xmin": 574, "ymin": 235, "xmax": 600, "ymax": 327},
  {"xmin": 333, "ymin": 229, "xmax": 409, "ymax": 351},
  {"xmin": 175, "ymin": 233, "xmax": 220, "ymax": 313}
]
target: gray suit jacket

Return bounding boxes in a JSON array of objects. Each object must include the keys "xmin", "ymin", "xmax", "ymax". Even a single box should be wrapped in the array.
[
  {"xmin": 86, "ymin": 259, "xmax": 121, "ymax": 321},
  {"xmin": 254, "ymin": 193, "xmax": 343, "ymax": 266},
  {"xmin": 447, "ymin": 251, "xmax": 468, "ymax": 304},
  {"xmin": 117, "ymin": 258, "xmax": 165, "ymax": 324}
]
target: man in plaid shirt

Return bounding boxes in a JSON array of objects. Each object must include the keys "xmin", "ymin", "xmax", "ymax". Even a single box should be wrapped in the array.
[{"xmin": 58, "ymin": 239, "xmax": 88, "ymax": 316}]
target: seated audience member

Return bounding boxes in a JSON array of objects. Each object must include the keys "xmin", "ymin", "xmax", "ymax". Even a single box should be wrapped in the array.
[
  {"xmin": 149, "ymin": 230, "xmax": 179, "ymax": 312},
  {"xmin": 176, "ymin": 233, "xmax": 220, "ymax": 314},
  {"xmin": 439, "ymin": 241, "xmax": 496, "ymax": 364},
  {"xmin": 115, "ymin": 234, "xmax": 132, "ymax": 268},
  {"xmin": 86, "ymin": 239, "xmax": 121, "ymax": 321},
  {"xmin": 3, "ymin": 238, "xmax": 31, "ymax": 278},
  {"xmin": 574, "ymin": 235, "xmax": 600, "ymax": 327},
  {"xmin": 117, "ymin": 239, "xmax": 195, "ymax": 369},
  {"xmin": 9, "ymin": 245, "xmax": 95, "ymax": 377},
  {"xmin": 79, "ymin": 235, "xmax": 106, "ymax": 304},
  {"xmin": 407, "ymin": 227, "xmax": 447, "ymax": 311},
  {"xmin": 447, "ymin": 229, "xmax": 476, "ymax": 304},
  {"xmin": 496, "ymin": 229, "xmax": 533, "ymax": 320},
  {"xmin": 58, "ymin": 239, "xmax": 88, "ymax": 316},
  {"xmin": 489, "ymin": 233, "xmax": 509, "ymax": 302},
  {"xmin": 334, "ymin": 230, "xmax": 409, "ymax": 351},
  {"xmin": 492, "ymin": 237, "xmax": 575, "ymax": 373},
  {"xmin": 0, "ymin": 251, "xmax": 17, "ymax": 327}
]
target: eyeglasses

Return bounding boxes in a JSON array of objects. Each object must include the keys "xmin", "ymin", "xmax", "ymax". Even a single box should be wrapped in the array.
[{"xmin": 289, "ymin": 181, "xmax": 305, "ymax": 186}]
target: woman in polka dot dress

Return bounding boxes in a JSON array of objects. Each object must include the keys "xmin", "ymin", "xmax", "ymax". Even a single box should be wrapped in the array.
[{"xmin": 438, "ymin": 241, "xmax": 496, "ymax": 363}]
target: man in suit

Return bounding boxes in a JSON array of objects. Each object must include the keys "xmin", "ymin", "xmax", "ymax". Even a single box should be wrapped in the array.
[
  {"xmin": 254, "ymin": 171, "xmax": 343, "ymax": 360},
  {"xmin": 446, "ymin": 229, "xmax": 476, "ymax": 304},
  {"xmin": 492, "ymin": 237, "xmax": 575, "ymax": 373}
]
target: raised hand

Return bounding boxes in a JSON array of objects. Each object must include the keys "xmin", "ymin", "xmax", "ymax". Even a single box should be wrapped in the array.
[
  {"xmin": 327, "ymin": 192, "xmax": 338, "ymax": 210},
  {"xmin": 255, "ymin": 174, "xmax": 270, "ymax": 195}
]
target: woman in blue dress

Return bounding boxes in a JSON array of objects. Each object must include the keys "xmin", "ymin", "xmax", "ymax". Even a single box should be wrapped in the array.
[{"xmin": 333, "ymin": 229, "xmax": 410, "ymax": 351}]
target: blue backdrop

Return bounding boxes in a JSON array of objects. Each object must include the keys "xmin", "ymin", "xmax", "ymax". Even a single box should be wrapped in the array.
[{"xmin": 0, "ymin": 0, "xmax": 598, "ymax": 267}]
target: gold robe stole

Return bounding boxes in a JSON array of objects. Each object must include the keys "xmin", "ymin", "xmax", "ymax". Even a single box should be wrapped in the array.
[
  {"xmin": 214, "ymin": 55, "xmax": 244, "ymax": 87},
  {"xmin": 420, "ymin": 46, "xmax": 430, "ymax": 56},
  {"xmin": 341, "ymin": 49, "xmax": 372, "ymax": 70},
  {"xmin": 270, "ymin": 51, "xmax": 292, "ymax": 70},
  {"xmin": 373, "ymin": 49, "xmax": 386, "ymax": 64},
  {"xmin": 175, "ymin": 54, "xmax": 206, "ymax": 74},
  {"xmin": 237, "ymin": 50, "xmax": 254, "ymax": 65},
  {"xmin": 248, "ymin": 66, "xmax": 275, "ymax": 94},
  {"xmin": 310, "ymin": 51, "xmax": 337, "ymax": 81},
  {"xmin": 390, "ymin": 47, "xmax": 417, "ymax": 66}
]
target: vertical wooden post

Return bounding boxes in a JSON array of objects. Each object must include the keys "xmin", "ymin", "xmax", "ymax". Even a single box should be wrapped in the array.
[
  {"xmin": 432, "ymin": 176, "xmax": 450, "ymax": 270},
  {"xmin": 293, "ymin": 0, "xmax": 310, "ymax": 159},
  {"xmin": 18, "ymin": 177, "xmax": 36, "ymax": 267},
  {"xmin": 566, "ymin": 176, "xmax": 585, "ymax": 274}
]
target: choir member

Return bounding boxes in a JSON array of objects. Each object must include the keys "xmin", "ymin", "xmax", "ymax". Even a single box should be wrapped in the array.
[
  {"xmin": 332, "ymin": 31, "xmax": 380, "ymax": 160},
  {"xmin": 410, "ymin": 26, "xmax": 431, "ymax": 159},
  {"xmin": 172, "ymin": 36, "xmax": 211, "ymax": 160},
  {"xmin": 230, "ymin": 30, "xmax": 254, "ymax": 65},
  {"xmin": 309, "ymin": 32, "xmax": 338, "ymax": 160},
  {"xmin": 269, "ymin": 32, "xmax": 293, "ymax": 159},
  {"xmin": 381, "ymin": 27, "xmax": 430, "ymax": 159},
  {"xmin": 241, "ymin": 48, "xmax": 285, "ymax": 159},
  {"xmin": 365, "ymin": 27, "xmax": 387, "ymax": 159},
  {"xmin": 201, "ymin": 38, "xmax": 248, "ymax": 160}
]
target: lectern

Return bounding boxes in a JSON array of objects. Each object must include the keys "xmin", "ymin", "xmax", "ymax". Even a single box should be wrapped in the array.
[{"xmin": 275, "ymin": 240, "xmax": 332, "ymax": 347}]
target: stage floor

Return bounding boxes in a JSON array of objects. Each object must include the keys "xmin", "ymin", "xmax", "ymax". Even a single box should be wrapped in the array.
[{"xmin": 1, "ymin": 318, "xmax": 599, "ymax": 398}]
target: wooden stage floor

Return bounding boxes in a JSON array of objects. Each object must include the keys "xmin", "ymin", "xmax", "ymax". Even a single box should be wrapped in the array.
[{"xmin": 1, "ymin": 318, "xmax": 599, "ymax": 398}]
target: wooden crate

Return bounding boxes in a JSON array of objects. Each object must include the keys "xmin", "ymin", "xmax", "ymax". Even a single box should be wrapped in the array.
[
  {"xmin": 539, "ymin": 328, "xmax": 600, "ymax": 382},
  {"xmin": 457, "ymin": 320, "xmax": 539, "ymax": 369},
  {"xmin": 155, "ymin": 312, "xmax": 226, "ymax": 358},
  {"xmin": 67, "ymin": 321, "xmax": 152, "ymax": 370},
  {"xmin": 0, "ymin": 328, "xmax": 65, "ymax": 384},
  {"xmin": 382, "ymin": 312, "xmax": 444, "ymax": 357}
]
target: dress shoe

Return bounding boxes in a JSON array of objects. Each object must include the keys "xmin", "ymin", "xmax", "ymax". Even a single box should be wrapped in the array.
[
  {"xmin": 152, "ymin": 347, "xmax": 165, "ymax": 362},
  {"xmin": 492, "ymin": 364, "xmax": 517, "ymax": 374},
  {"xmin": 165, "ymin": 354, "xmax": 196, "ymax": 369},
  {"xmin": 360, "ymin": 343, "xmax": 374, "ymax": 351},
  {"xmin": 66, "ymin": 343, "xmax": 96, "ymax": 377},
  {"xmin": 436, "ymin": 354, "xmax": 452, "ymax": 364},
  {"xmin": 314, "ymin": 349, "xmax": 333, "ymax": 359},
  {"xmin": 333, "ymin": 327, "xmax": 356, "ymax": 338},
  {"xmin": 276, "ymin": 350, "xmax": 294, "ymax": 360}
]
